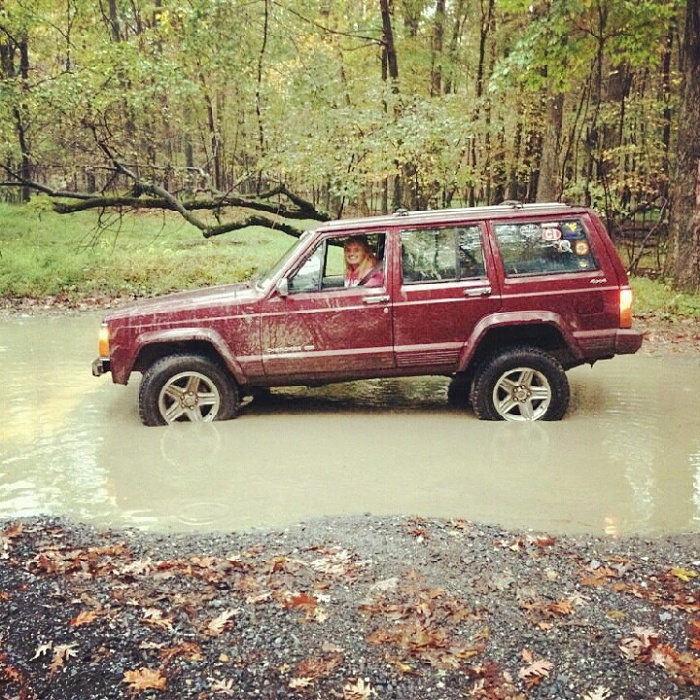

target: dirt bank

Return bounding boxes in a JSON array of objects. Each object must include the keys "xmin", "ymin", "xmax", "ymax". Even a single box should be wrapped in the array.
[{"xmin": 1, "ymin": 516, "xmax": 699, "ymax": 700}]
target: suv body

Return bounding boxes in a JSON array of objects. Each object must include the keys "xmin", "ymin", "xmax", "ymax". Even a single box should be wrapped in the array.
[{"xmin": 92, "ymin": 203, "xmax": 643, "ymax": 425}]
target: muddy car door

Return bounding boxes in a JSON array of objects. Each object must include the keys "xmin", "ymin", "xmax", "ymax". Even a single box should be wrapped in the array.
[
  {"xmin": 260, "ymin": 232, "xmax": 394, "ymax": 382},
  {"xmin": 393, "ymin": 224, "xmax": 501, "ymax": 371}
]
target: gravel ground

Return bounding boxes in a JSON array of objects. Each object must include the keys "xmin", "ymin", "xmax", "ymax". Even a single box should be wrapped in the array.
[
  {"xmin": 1, "ymin": 305, "xmax": 699, "ymax": 699},
  {"xmin": 1, "ymin": 515, "xmax": 699, "ymax": 700}
]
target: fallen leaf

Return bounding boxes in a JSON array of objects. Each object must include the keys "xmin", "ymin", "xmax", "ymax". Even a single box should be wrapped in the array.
[
  {"xmin": 582, "ymin": 686, "xmax": 611, "ymax": 700},
  {"xmin": 32, "ymin": 642, "xmax": 53, "ymax": 660},
  {"xmin": 142, "ymin": 607, "xmax": 174, "ymax": 631},
  {"xmin": 289, "ymin": 676, "xmax": 314, "ymax": 689},
  {"xmin": 70, "ymin": 609, "xmax": 99, "ymax": 627},
  {"xmin": 49, "ymin": 644, "xmax": 78, "ymax": 673},
  {"xmin": 294, "ymin": 654, "xmax": 343, "ymax": 679},
  {"xmin": 206, "ymin": 608, "xmax": 239, "ymax": 636},
  {"xmin": 123, "ymin": 667, "xmax": 167, "ymax": 692},
  {"xmin": 159, "ymin": 642, "xmax": 203, "ymax": 662},
  {"xmin": 0, "ymin": 522, "xmax": 22, "ymax": 558},
  {"xmin": 284, "ymin": 592, "xmax": 318, "ymax": 612},
  {"xmin": 518, "ymin": 658, "xmax": 553, "ymax": 681},
  {"xmin": 671, "ymin": 566, "xmax": 698, "ymax": 582},
  {"xmin": 210, "ymin": 678, "xmax": 236, "ymax": 695},
  {"xmin": 344, "ymin": 677, "xmax": 377, "ymax": 699}
]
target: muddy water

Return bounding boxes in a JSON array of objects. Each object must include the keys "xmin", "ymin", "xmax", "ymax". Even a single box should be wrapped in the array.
[{"xmin": 1, "ymin": 313, "xmax": 699, "ymax": 537}]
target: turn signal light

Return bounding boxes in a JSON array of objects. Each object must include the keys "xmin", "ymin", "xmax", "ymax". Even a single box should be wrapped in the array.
[
  {"xmin": 619, "ymin": 287, "xmax": 633, "ymax": 328},
  {"xmin": 98, "ymin": 323, "xmax": 110, "ymax": 358}
]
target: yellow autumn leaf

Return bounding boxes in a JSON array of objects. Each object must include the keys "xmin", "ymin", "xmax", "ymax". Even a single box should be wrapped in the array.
[{"xmin": 671, "ymin": 567, "xmax": 698, "ymax": 582}]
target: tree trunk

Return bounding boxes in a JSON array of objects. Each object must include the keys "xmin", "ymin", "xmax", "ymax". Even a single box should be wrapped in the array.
[
  {"xmin": 379, "ymin": 0, "xmax": 401, "ymax": 211},
  {"xmin": 430, "ymin": 0, "xmax": 445, "ymax": 97},
  {"xmin": 14, "ymin": 36, "xmax": 31, "ymax": 202},
  {"xmin": 537, "ymin": 93, "xmax": 564, "ymax": 202},
  {"xmin": 444, "ymin": 0, "xmax": 466, "ymax": 95},
  {"xmin": 666, "ymin": 0, "xmax": 700, "ymax": 292},
  {"xmin": 380, "ymin": 0, "xmax": 399, "ymax": 92}
]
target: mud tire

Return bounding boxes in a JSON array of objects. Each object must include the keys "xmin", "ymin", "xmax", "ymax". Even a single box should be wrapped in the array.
[
  {"xmin": 470, "ymin": 346, "xmax": 569, "ymax": 421},
  {"xmin": 447, "ymin": 372, "xmax": 473, "ymax": 409},
  {"xmin": 138, "ymin": 354, "xmax": 239, "ymax": 427}
]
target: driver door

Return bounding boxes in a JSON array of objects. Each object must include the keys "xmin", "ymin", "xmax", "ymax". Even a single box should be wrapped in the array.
[{"xmin": 260, "ymin": 233, "xmax": 393, "ymax": 381}]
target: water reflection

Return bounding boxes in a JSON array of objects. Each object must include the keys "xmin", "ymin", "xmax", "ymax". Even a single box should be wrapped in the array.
[{"xmin": 1, "ymin": 313, "xmax": 699, "ymax": 536}]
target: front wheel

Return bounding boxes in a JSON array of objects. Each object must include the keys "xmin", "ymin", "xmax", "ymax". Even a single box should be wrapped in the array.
[
  {"xmin": 470, "ymin": 347, "xmax": 569, "ymax": 422},
  {"xmin": 138, "ymin": 354, "xmax": 240, "ymax": 426}
]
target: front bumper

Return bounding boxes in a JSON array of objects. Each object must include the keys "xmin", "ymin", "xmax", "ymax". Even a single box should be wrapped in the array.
[{"xmin": 92, "ymin": 357, "xmax": 110, "ymax": 377}]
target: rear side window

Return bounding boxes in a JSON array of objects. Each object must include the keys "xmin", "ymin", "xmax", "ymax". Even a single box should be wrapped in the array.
[
  {"xmin": 494, "ymin": 219, "xmax": 598, "ymax": 277},
  {"xmin": 401, "ymin": 226, "xmax": 486, "ymax": 284}
]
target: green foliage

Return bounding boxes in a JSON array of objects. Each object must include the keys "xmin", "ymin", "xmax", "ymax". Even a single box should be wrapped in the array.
[
  {"xmin": 0, "ymin": 0, "xmax": 694, "ymax": 288},
  {"xmin": 0, "ymin": 204, "xmax": 292, "ymax": 298}
]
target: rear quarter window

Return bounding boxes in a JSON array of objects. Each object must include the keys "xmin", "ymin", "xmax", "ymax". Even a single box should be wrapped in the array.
[{"xmin": 494, "ymin": 219, "xmax": 597, "ymax": 277}]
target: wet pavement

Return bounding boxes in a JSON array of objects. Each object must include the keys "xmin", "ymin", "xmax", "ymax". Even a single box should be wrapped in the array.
[{"xmin": 1, "ymin": 313, "xmax": 699, "ymax": 536}]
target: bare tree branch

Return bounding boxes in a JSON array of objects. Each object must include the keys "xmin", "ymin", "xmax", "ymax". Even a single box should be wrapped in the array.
[{"xmin": 0, "ymin": 129, "xmax": 331, "ymax": 238}]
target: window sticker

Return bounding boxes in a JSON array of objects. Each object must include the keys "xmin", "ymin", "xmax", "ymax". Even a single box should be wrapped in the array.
[
  {"xmin": 561, "ymin": 221, "xmax": 585, "ymax": 239},
  {"xmin": 575, "ymin": 240, "xmax": 590, "ymax": 256}
]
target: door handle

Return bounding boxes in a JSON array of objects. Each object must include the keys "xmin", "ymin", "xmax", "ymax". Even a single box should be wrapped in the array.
[
  {"xmin": 362, "ymin": 294, "xmax": 390, "ymax": 304},
  {"xmin": 463, "ymin": 286, "xmax": 492, "ymax": 297}
]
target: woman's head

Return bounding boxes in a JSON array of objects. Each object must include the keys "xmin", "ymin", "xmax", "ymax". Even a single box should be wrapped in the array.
[{"xmin": 344, "ymin": 237, "xmax": 373, "ymax": 268}]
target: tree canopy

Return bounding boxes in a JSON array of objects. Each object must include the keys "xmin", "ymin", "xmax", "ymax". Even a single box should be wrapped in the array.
[{"xmin": 0, "ymin": 0, "xmax": 697, "ymax": 289}]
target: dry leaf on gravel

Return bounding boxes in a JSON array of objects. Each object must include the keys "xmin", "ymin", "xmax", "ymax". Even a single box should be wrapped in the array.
[
  {"xmin": 205, "ymin": 608, "xmax": 239, "ymax": 636},
  {"xmin": 343, "ymin": 677, "xmax": 377, "ymax": 699},
  {"xmin": 123, "ymin": 667, "xmax": 168, "ymax": 692},
  {"xmin": 581, "ymin": 686, "xmax": 611, "ymax": 700},
  {"xmin": 49, "ymin": 644, "xmax": 78, "ymax": 673}
]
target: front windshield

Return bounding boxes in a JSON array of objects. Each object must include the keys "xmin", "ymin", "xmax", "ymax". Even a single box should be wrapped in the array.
[{"xmin": 255, "ymin": 230, "xmax": 314, "ymax": 290}]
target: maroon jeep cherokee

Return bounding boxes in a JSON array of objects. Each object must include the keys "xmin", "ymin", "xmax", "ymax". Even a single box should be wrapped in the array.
[{"xmin": 92, "ymin": 203, "xmax": 643, "ymax": 425}]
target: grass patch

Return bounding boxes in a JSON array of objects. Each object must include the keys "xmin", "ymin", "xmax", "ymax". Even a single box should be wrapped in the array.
[
  {"xmin": 630, "ymin": 275, "xmax": 700, "ymax": 319},
  {"xmin": 0, "ymin": 203, "xmax": 297, "ymax": 299}
]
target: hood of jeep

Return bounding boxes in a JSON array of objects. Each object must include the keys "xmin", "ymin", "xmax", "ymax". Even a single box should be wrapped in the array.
[{"xmin": 103, "ymin": 283, "xmax": 260, "ymax": 325}]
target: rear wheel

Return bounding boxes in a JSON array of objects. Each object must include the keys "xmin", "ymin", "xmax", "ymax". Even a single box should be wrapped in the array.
[
  {"xmin": 138, "ymin": 354, "xmax": 239, "ymax": 426},
  {"xmin": 470, "ymin": 347, "xmax": 569, "ymax": 421}
]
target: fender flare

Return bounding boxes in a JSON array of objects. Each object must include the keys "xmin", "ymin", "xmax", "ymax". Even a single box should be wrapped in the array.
[
  {"xmin": 456, "ymin": 311, "xmax": 584, "ymax": 373},
  {"xmin": 127, "ymin": 327, "xmax": 247, "ymax": 385}
]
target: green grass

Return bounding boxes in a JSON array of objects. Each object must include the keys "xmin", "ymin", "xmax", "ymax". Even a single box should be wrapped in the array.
[
  {"xmin": 1, "ymin": 203, "xmax": 699, "ymax": 320},
  {"xmin": 0, "ymin": 202, "xmax": 296, "ymax": 299},
  {"xmin": 629, "ymin": 275, "xmax": 700, "ymax": 319}
]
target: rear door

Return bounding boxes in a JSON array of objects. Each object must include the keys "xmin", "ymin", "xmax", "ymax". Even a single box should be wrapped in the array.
[
  {"xmin": 490, "ymin": 216, "xmax": 617, "ymax": 349},
  {"xmin": 260, "ymin": 232, "xmax": 393, "ymax": 381},
  {"xmin": 392, "ymin": 224, "xmax": 501, "ymax": 372}
]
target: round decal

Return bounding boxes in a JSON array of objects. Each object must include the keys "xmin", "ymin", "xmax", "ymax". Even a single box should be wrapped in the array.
[{"xmin": 575, "ymin": 240, "xmax": 590, "ymax": 256}]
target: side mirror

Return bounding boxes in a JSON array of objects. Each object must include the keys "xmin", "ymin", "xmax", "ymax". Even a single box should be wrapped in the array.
[{"xmin": 276, "ymin": 278, "xmax": 289, "ymax": 298}]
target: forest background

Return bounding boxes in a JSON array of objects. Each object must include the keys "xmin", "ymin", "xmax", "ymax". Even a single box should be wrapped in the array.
[{"xmin": 1, "ymin": 0, "xmax": 699, "ymax": 292}]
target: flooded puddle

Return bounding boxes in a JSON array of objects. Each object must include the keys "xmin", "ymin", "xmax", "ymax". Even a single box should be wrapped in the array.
[{"xmin": 1, "ymin": 313, "xmax": 699, "ymax": 536}]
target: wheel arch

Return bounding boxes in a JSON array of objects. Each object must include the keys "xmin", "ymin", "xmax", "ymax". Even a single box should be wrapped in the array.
[
  {"xmin": 131, "ymin": 329, "xmax": 246, "ymax": 385},
  {"xmin": 458, "ymin": 313, "xmax": 582, "ymax": 374}
]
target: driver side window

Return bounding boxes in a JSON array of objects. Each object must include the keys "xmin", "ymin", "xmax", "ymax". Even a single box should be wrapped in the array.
[{"xmin": 288, "ymin": 234, "xmax": 386, "ymax": 293}]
